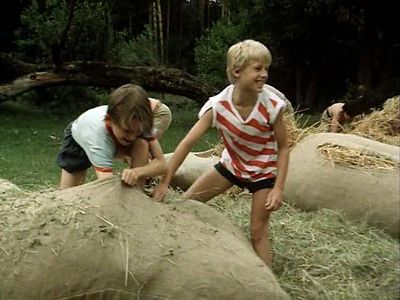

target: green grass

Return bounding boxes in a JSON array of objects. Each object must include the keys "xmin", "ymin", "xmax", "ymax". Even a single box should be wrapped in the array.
[{"xmin": 0, "ymin": 101, "xmax": 72, "ymax": 189}]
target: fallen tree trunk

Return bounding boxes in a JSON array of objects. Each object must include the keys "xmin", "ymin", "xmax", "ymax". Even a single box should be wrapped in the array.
[
  {"xmin": 0, "ymin": 53, "xmax": 41, "ymax": 81},
  {"xmin": 0, "ymin": 58, "xmax": 218, "ymax": 104}
]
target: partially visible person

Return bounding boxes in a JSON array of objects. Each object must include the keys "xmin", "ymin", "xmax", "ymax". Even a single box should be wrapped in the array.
[
  {"xmin": 56, "ymin": 84, "xmax": 167, "ymax": 189},
  {"xmin": 149, "ymin": 97, "xmax": 172, "ymax": 139},
  {"xmin": 320, "ymin": 101, "xmax": 365, "ymax": 133}
]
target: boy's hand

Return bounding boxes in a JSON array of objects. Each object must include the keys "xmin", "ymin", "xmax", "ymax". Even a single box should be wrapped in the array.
[
  {"xmin": 152, "ymin": 182, "xmax": 168, "ymax": 202},
  {"xmin": 265, "ymin": 187, "xmax": 283, "ymax": 211},
  {"xmin": 121, "ymin": 168, "xmax": 142, "ymax": 186}
]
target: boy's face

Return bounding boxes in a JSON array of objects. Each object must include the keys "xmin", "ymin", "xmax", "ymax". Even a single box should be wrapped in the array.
[
  {"xmin": 234, "ymin": 59, "xmax": 269, "ymax": 93},
  {"xmin": 111, "ymin": 119, "xmax": 143, "ymax": 146}
]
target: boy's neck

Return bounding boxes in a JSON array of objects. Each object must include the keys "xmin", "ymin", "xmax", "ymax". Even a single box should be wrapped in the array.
[{"xmin": 232, "ymin": 86, "xmax": 258, "ymax": 106}]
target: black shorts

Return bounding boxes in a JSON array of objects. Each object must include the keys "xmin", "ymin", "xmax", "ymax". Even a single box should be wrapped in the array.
[
  {"xmin": 214, "ymin": 162, "xmax": 275, "ymax": 193},
  {"xmin": 56, "ymin": 123, "xmax": 91, "ymax": 173}
]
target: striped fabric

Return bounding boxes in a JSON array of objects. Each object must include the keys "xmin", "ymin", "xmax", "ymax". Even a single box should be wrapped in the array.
[{"xmin": 199, "ymin": 85, "xmax": 286, "ymax": 182}]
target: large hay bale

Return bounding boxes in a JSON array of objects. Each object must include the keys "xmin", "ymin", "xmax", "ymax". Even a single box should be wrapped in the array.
[
  {"xmin": 0, "ymin": 178, "xmax": 21, "ymax": 194},
  {"xmin": 0, "ymin": 177, "xmax": 288, "ymax": 299},
  {"xmin": 283, "ymin": 113, "xmax": 320, "ymax": 149},
  {"xmin": 346, "ymin": 95, "xmax": 400, "ymax": 146},
  {"xmin": 284, "ymin": 133, "xmax": 400, "ymax": 238},
  {"xmin": 165, "ymin": 151, "xmax": 220, "ymax": 191}
]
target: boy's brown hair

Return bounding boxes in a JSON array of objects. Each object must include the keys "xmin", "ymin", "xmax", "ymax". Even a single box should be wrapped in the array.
[{"xmin": 107, "ymin": 84, "xmax": 153, "ymax": 134}]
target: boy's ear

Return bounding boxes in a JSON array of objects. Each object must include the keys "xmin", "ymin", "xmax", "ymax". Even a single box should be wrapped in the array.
[{"xmin": 232, "ymin": 68, "xmax": 241, "ymax": 79}]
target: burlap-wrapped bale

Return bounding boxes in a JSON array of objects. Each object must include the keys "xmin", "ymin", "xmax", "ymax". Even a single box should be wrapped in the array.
[
  {"xmin": 284, "ymin": 133, "xmax": 400, "ymax": 238},
  {"xmin": 0, "ymin": 176, "xmax": 288, "ymax": 299},
  {"xmin": 0, "ymin": 178, "xmax": 21, "ymax": 194},
  {"xmin": 165, "ymin": 151, "xmax": 220, "ymax": 190}
]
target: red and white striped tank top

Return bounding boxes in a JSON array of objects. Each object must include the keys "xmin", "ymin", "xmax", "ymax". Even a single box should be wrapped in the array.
[{"xmin": 199, "ymin": 84, "xmax": 286, "ymax": 182}]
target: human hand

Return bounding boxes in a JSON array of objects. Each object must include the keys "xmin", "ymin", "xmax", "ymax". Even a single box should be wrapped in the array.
[
  {"xmin": 121, "ymin": 168, "xmax": 142, "ymax": 186},
  {"xmin": 265, "ymin": 188, "xmax": 283, "ymax": 211},
  {"xmin": 152, "ymin": 182, "xmax": 169, "ymax": 202}
]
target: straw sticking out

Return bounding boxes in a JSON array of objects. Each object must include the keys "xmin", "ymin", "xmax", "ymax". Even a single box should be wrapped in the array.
[
  {"xmin": 346, "ymin": 96, "xmax": 400, "ymax": 146},
  {"xmin": 317, "ymin": 143, "xmax": 399, "ymax": 170}
]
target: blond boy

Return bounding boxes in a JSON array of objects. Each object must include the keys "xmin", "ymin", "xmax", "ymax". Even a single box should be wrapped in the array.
[{"xmin": 154, "ymin": 40, "xmax": 290, "ymax": 266}]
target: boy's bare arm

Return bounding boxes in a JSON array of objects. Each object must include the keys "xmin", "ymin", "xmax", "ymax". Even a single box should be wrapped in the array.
[
  {"xmin": 330, "ymin": 116, "xmax": 340, "ymax": 133},
  {"xmin": 272, "ymin": 111, "xmax": 290, "ymax": 190},
  {"xmin": 153, "ymin": 110, "xmax": 213, "ymax": 200},
  {"xmin": 138, "ymin": 139, "xmax": 167, "ymax": 177},
  {"xmin": 121, "ymin": 139, "xmax": 167, "ymax": 186},
  {"xmin": 265, "ymin": 111, "xmax": 290, "ymax": 211}
]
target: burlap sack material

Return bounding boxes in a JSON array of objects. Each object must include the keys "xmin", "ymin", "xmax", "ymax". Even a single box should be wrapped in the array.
[
  {"xmin": 284, "ymin": 133, "xmax": 400, "ymax": 238},
  {"xmin": 0, "ymin": 178, "xmax": 21, "ymax": 194},
  {"xmin": 164, "ymin": 151, "xmax": 220, "ymax": 191},
  {"xmin": 0, "ymin": 176, "xmax": 289, "ymax": 299}
]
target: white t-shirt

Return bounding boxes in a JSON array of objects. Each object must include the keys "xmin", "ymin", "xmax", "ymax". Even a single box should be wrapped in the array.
[{"xmin": 71, "ymin": 105, "xmax": 153, "ymax": 172}]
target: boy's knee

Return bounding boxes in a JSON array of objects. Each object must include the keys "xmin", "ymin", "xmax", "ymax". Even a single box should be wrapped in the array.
[
  {"xmin": 131, "ymin": 138, "xmax": 150, "ymax": 157},
  {"xmin": 183, "ymin": 190, "xmax": 208, "ymax": 203},
  {"xmin": 134, "ymin": 138, "xmax": 149, "ymax": 149},
  {"xmin": 183, "ymin": 190, "xmax": 197, "ymax": 201}
]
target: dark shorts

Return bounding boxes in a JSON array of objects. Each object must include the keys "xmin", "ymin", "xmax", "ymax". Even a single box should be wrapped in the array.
[
  {"xmin": 214, "ymin": 162, "xmax": 275, "ymax": 193},
  {"xmin": 56, "ymin": 123, "xmax": 91, "ymax": 173}
]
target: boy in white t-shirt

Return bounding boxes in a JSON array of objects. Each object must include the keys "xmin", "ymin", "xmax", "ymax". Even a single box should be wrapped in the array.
[
  {"xmin": 56, "ymin": 84, "xmax": 167, "ymax": 190},
  {"xmin": 154, "ymin": 40, "xmax": 290, "ymax": 266}
]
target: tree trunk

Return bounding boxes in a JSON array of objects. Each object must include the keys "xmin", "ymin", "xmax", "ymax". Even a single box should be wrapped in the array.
[
  {"xmin": 0, "ymin": 60, "xmax": 218, "ymax": 104},
  {"xmin": 221, "ymin": 0, "xmax": 230, "ymax": 21},
  {"xmin": 198, "ymin": 0, "xmax": 205, "ymax": 35},
  {"xmin": 151, "ymin": 1, "xmax": 158, "ymax": 59},
  {"xmin": 304, "ymin": 67, "xmax": 319, "ymax": 110},
  {"xmin": 177, "ymin": 0, "xmax": 183, "ymax": 64},
  {"xmin": 157, "ymin": 0, "xmax": 164, "ymax": 64},
  {"xmin": 295, "ymin": 65, "xmax": 305, "ymax": 108},
  {"xmin": 51, "ymin": 0, "xmax": 76, "ymax": 69},
  {"xmin": 165, "ymin": 0, "xmax": 170, "ymax": 63}
]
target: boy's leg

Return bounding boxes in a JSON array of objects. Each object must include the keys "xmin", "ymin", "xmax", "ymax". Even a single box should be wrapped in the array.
[
  {"xmin": 250, "ymin": 189, "xmax": 273, "ymax": 266},
  {"xmin": 56, "ymin": 122, "xmax": 91, "ymax": 189},
  {"xmin": 184, "ymin": 168, "xmax": 233, "ymax": 203},
  {"xmin": 59, "ymin": 169, "xmax": 87, "ymax": 189}
]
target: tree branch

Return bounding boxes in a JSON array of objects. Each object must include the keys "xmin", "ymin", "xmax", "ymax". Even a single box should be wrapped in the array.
[{"xmin": 0, "ymin": 59, "xmax": 218, "ymax": 103}]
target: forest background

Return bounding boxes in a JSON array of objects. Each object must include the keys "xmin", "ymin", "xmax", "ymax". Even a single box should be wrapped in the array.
[{"xmin": 0, "ymin": 0, "xmax": 399, "ymax": 112}]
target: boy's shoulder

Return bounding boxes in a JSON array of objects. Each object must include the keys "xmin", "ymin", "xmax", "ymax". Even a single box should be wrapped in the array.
[
  {"xmin": 264, "ymin": 84, "xmax": 286, "ymax": 101},
  {"xmin": 72, "ymin": 105, "xmax": 109, "ymax": 136},
  {"xmin": 209, "ymin": 85, "xmax": 235, "ymax": 102},
  {"xmin": 198, "ymin": 85, "xmax": 234, "ymax": 119},
  {"xmin": 74, "ymin": 105, "xmax": 108, "ymax": 125},
  {"xmin": 80, "ymin": 105, "xmax": 108, "ymax": 117},
  {"xmin": 260, "ymin": 85, "xmax": 286, "ymax": 106}
]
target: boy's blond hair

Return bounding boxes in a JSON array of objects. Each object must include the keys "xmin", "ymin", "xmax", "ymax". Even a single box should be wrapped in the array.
[
  {"xmin": 107, "ymin": 84, "xmax": 153, "ymax": 134},
  {"xmin": 226, "ymin": 39, "xmax": 272, "ymax": 84}
]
